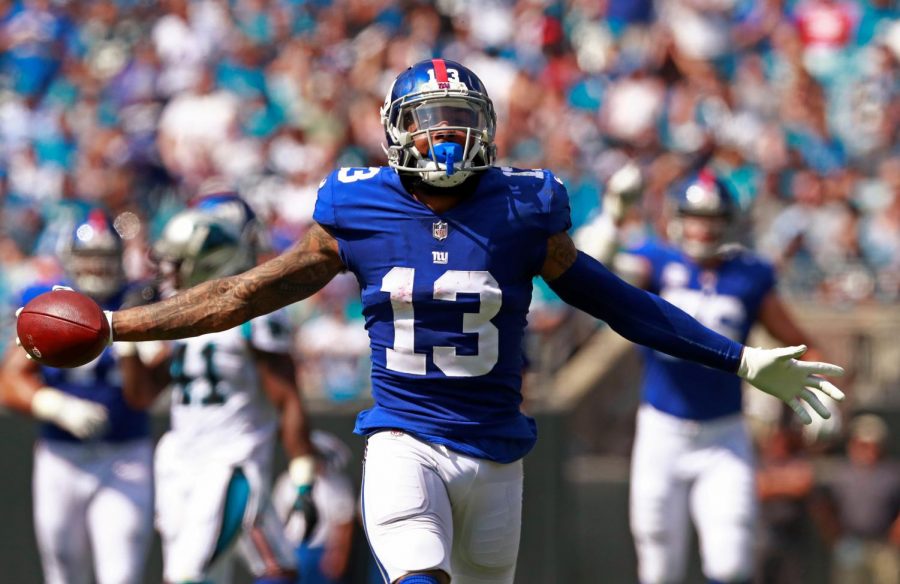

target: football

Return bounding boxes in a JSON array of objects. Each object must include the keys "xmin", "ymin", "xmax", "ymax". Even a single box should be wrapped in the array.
[{"xmin": 16, "ymin": 289, "xmax": 110, "ymax": 368}]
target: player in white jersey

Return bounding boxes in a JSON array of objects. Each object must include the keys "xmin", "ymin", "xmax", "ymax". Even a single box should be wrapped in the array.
[
  {"xmin": 125, "ymin": 201, "xmax": 317, "ymax": 584},
  {"xmin": 579, "ymin": 168, "xmax": 837, "ymax": 584},
  {"xmin": 0, "ymin": 210, "xmax": 157, "ymax": 584}
]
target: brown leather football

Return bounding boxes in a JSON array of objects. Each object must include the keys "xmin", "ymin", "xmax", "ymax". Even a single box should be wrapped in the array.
[{"xmin": 16, "ymin": 289, "xmax": 110, "ymax": 368}]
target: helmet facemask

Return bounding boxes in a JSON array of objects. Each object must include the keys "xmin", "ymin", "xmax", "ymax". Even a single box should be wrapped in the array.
[
  {"xmin": 673, "ymin": 214, "xmax": 731, "ymax": 263},
  {"xmin": 382, "ymin": 69, "xmax": 497, "ymax": 188},
  {"xmin": 668, "ymin": 173, "xmax": 736, "ymax": 263},
  {"xmin": 65, "ymin": 213, "xmax": 125, "ymax": 302},
  {"xmin": 67, "ymin": 250, "xmax": 125, "ymax": 301}
]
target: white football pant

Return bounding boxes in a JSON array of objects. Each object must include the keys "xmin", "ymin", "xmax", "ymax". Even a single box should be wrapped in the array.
[
  {"xmin": 630, "ymin": 405, "xmax": 756, "ymax": 584},
  {"xmin": 33, "ymin": 439, "xmax": 154, "ymax": 584},
  {"xmin": 362, "ymin": 430, "xmax": 523, "ymax": 584},
  {"xmin": 155, "ymin": 435, "xmax": 296, "ymax": 582}
]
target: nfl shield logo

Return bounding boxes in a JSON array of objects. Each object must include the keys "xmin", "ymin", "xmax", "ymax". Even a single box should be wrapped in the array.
[{"xmin": 432, "ymin": 221, "xmax": 448, "ymax": 241}]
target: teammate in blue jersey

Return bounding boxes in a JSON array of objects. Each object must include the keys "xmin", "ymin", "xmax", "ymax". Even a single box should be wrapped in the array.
[
  {"xmin": 2, "ymin": 210, "xmax": 158, "ymax": 584},
  {"xmin": 581, "ymin": 169, "xmax": 837, "ymax": 584},
  {"xmin": 16, "ymin": 59, "xmax": 846, "ymax": 584}
]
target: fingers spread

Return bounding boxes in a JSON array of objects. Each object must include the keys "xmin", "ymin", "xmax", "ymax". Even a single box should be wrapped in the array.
[
  {"xmin": 789, "ymin": 398, "xmax": 813, "ymax": 425},
  {"xmin": 775, "ymin": 345, "xmax": 808, "ymax": 360},
  {"xmin": 794, "ymin": 360, "xmax": 845, "ymax": 378},
  {"xmin": 799, "ymin": 388, "xmax": 831, "ymax": 419},
  {"xmin": 806, "ymin": 377, "xmax": 846, "ymax": 401}
]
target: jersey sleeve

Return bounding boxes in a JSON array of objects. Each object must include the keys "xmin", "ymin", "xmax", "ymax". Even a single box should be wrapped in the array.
[
  {"xmin": 312, "ymin": 171, "xmax": 339, "ymax": 230},
  {"xmin": 544, "ymin": 171, "xmax": 573, "ymax": 235},
  {"xmin": 244, "ymin": 309, "xmax": 294, "ymax": 355}
]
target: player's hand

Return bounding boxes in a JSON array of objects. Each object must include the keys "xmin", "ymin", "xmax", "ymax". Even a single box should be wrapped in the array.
[
  {"xmin": 14, "ymin": 286, "xmax": 115, "ymax": 356},
  {"xmin": 738, "ymin": 345, "xmax": 845, "ymax": 425},
  {"xmin": 289, "ymin": 455, "xmax": 319, "ymax": 542},
  {"xmin": 31, "ymin": 387, "xmax": 110, "ymax": 439},
  {"xmin": 604, "ymin": 162, "xmax": 643, "ymax": 223}
]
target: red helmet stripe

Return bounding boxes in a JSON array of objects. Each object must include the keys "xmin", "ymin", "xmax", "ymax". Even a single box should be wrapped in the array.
[
  {"xmin": 697, "ymin": 168, "xmax": 716, "ymax": 187},
  {"xmin": 431, "ymin": 58, "xmax": 449, "ymax": 83}
]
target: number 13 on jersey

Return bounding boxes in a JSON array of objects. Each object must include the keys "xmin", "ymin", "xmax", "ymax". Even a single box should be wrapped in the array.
[{"xmin": 381, "ymin": 267, "xmax": 501, "ymax": 377}]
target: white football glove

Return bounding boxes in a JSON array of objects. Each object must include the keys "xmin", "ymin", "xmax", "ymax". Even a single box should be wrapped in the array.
[
  {"xmin": 14, "ymin": 286, "xmax": 115, "ymax": 360},
  {"xmin": 31, "ymin": 387, "xmax": 110, "ymax": 439},
  {"xmin": 738, "ymin": 345, "xmax": 845, "ymax": 425}
]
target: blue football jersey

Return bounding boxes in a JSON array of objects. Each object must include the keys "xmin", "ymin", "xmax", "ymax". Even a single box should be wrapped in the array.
[
  {"xmin": 630, "ymin": 240, "xmax": 776, "ymax": 420},
  {"xmin": 21, "ymin": 283, "xmax": 150, "ymax": 443},
  {"xmin": 313, "ymin": 166, "xmax": 571, "ymax": 463}
]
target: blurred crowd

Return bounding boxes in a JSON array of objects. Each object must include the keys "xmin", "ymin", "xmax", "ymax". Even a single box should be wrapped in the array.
[{"xmin": 1, "ymin": 0, "xmax": 899, "ymax": 400}]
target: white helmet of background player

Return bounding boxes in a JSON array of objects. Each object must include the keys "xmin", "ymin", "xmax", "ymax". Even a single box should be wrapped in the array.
[
  {"xmin": 65, "ymin": 209, "xmax": 126, "ymax": 302},
  {"xmin": 381, "ymin": 58, "xmax": 497, "ymax": 188},
  {"xmin": 153, "ymin": 206, "xmax": 257, "ymax": 292},
  {"xmin": 669, "ymin": 169, "xmax": 736, "ymax": 263}
]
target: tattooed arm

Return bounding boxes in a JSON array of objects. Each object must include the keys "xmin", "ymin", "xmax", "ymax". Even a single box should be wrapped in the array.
[
  {"xmin": 540, "ymin": 231, "xmax": 579, "ymax": 281},
  {"xmin": 113, "ymin": 223, "xmax": 345, "ymax": 342}
]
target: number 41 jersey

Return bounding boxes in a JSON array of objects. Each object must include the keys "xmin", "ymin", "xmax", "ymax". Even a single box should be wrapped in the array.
[
  {"xmin": 314, "ymin": 166, "xmax": 571, "ymax": 463},
  {"xmin": 165, "ymin": 309, "xmax": 294, "ymax": 463}
]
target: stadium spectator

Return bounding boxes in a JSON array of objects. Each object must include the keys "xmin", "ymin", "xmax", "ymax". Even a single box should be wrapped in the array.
[{"xmin": 812, "ymin": 414, "xmax": 900, "ymax": 584}]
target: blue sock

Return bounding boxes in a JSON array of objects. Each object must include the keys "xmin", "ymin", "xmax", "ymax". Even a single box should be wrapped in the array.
[
  {"xmin": 253, "ymin": 577, "xmax": 295, "ymax": 584},
  {"xmin": 397, "ymin": 576, "xmax": 441, "ymax": 584}
]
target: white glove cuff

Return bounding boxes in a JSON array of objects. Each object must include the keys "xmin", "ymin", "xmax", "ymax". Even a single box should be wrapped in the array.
[
  {"xmin": 104, "ymin": 311, "xmax": 115, "ymax": 345},
  {"xmin": 31, "ymin": 387, "xmax": 65, "ymax": 422},
  {"xmin": 737, "ymin": 346, "xmax": 755, "ymax": 379},
  {"xmin": 289, "ymin": 455, "xmax": 316, "ymax": 486}
]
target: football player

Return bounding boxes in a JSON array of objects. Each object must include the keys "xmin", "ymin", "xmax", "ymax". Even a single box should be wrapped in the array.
[
  {"xmin": 19, "ymin": 59, "xmax": 845, "ymax": 584},
  {"xmin": 1, "ymin": 210, "xmax": 156, "ymax": 584},
  {"xmin": 581, "ymin": 169, "xmax": 837, "ymax": 584},
  {"xmin": 124, "ymin": 201, "xmax": 316, "ymax": 584}
]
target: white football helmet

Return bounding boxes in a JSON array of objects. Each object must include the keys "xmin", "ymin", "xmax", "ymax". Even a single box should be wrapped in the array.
[{"xmin": 153, "ymin": 208, "xmax": 257, "ymax": 292}]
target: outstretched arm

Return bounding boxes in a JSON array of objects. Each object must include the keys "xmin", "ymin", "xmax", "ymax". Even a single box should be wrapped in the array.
[
  {"xmin": 541, "ymin": 231, "xmax": 743, "ymax": 371},
  {"xmin": 541, "ymin": 232, "xmax": 844, "ymax": 421},
  {"xmin": 113, "ymin": 223, "xmax": 345, "ymax": 342}
]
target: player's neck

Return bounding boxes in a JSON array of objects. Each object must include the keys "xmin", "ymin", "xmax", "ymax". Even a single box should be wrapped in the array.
[
  {"xmin": 412, "ymin": 190, "xmax": 469, "ymax": 214},
  {"xmin": 401, "ymin": 173, "xmax": 482, "ymax": 215}
]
